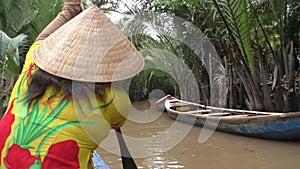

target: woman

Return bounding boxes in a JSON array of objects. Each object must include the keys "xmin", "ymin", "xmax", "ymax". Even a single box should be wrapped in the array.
[{"xmin": 0, "ymin": 0, "xmax": 144, "ymax": 168}]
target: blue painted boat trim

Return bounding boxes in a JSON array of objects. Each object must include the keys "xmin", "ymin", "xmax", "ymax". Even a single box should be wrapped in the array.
[
  {"xmin": 168, "ymin": 113, "xmax": 300, "ymax": 140},
  {"xmin": 219, "ymin": 119, "xmax": 300, "ymax": 140}
]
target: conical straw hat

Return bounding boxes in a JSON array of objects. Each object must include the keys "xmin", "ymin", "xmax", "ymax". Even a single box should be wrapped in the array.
[{"xmin": 33, "ymin": 5, "xmax": 144, "ymax": 83}]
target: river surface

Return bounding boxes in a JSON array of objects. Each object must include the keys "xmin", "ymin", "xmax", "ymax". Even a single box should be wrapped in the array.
[{"xmin": 96, "ymin": 101, "xmax": 300, "ymax": 169}]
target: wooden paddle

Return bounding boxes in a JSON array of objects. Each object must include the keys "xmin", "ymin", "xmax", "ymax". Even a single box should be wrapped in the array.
[{"xmin": 115, "ymin": 128, "xmax": 138, "ymax": 169}]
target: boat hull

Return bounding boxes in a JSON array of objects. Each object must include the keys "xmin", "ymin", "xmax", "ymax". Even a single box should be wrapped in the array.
[
  {"xmin": 165, "ymin": 97, "xmax": 300, "ymax": 140},
  {"xmin": 168, "ymin": 113, "xmax": 300, "ymax": 140}
]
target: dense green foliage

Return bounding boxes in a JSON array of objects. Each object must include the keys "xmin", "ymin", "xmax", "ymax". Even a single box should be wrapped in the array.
[
  {"xmin": 0, "ymin": 0, "xmax": 299, "ymax": 116},
  {"xmin": 128, "ymin": 0, "xmax": 299, "ymax": 112},
  {"xmin": 0, "ymin": 0, "xmax": 64, "ymax": 115}
]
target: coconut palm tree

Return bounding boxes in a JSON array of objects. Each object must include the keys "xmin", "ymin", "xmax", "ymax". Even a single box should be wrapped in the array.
[
  {"xmin": 129, "ymin": 0, "xmax": 300, "ymax": 112},
  {"xmin": 211, "ymin": 0, "xmax": 299, "ymax": 111}
]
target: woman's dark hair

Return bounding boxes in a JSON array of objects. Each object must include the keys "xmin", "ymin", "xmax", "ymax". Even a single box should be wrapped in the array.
[{"xmin": 27, "ymin": 69, "xmax": 107, "ymax": 106}]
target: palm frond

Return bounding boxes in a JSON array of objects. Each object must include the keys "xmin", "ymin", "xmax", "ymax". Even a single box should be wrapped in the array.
[
  {"xmin": 0, "ymin": 0, "xmax": 36, "ymax": 37},
  {"xmin": 217, "ymin": 0, "xmax": 254, "ymax": 74}
]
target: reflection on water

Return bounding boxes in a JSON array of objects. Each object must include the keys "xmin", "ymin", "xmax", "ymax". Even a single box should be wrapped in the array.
[
  {"xmin": 142, "ymin": 156, "xmax": 184, "ymax": 169},
  {"xmin": 142, "ymin": 130, "xmax": 185, "ymax": 169},
  {"xmin": 127, "ymin": 113, "xmax": 186, "ymax": 168},
  {"xmin": 98, "ymin": 101, "xmax": 300, "ymax": 169}
]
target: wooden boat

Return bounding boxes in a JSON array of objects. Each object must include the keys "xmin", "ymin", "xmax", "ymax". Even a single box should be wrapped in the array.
[{"xmin": 165, "ymin": 95, "xmax": 300, "ymax": 140}]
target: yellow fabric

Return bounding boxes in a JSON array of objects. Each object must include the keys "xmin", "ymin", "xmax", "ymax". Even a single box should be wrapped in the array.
[{"xmin": 0, "ymin": 43, "xmax": 130, "ymax": 168}]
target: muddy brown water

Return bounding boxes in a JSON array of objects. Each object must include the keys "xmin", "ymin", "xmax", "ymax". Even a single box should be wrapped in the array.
[{"xmin": 96, "ymin": 101, "xmax": 300, "ymax": 169}]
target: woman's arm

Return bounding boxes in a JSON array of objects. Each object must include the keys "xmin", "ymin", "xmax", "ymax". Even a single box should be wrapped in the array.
[{"xmin": 35, "ymin": 0, "xmax": 81, "ymax": 42}]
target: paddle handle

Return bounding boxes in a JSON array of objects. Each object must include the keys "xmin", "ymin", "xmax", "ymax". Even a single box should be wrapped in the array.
[{"xmin": 115, "ymin": 128, "xmax": 138, "ymax": 169}]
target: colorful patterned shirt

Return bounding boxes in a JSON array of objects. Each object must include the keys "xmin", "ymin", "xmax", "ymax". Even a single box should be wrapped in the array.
[{"xmin": 0, "ymin": 43, "xmax": 130, "ymax": 168}]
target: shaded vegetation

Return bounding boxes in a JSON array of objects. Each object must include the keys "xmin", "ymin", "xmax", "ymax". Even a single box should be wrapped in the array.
[{"xmin": 0, "ymin": 0, "xmax": 299, "ymax": 117}]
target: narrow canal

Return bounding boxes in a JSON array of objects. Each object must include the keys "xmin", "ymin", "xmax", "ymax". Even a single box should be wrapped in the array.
[{"xmin": 97, "ymin": 101, "xmax": 300, "ymax": 169}]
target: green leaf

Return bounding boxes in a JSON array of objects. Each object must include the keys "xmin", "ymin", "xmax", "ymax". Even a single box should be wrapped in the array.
[
  {"xmin": 39, "ymin": 100, "xmax": 69, "ymax": 126},
  {"xmin": 22, "ymin": 101, "xmax": 40, "ymax": 143},
  {"xmin": 20, "ymin": 145, "xmax": 35, "ymax": 149},
  {"xmin": 15, "ymin": 120, "xmax": 24, "ymax": 144},
  {"xmin": 35, "ymin": 121, "xmax": 83, "ymax": 157},
  {"xmin": 23, "ymin": 105, "xmax": 48, "ymax": 146},
  {"xmin": 14, "ymin": 74, "xmax": 28, "ymax": 145},
  {"xmin": 34, "ymin": 105, "xmax": 48, "ymax": 124},
  {"xmin": 26, "ymin": 100, "xmax": 70, "ymax": 143},
  {"xmin": 82, "ymin": 96, "xmax": 114, "ymax": 112},
  {"xmin": 0, "ymin": 0, "xmax": 36, "ymax": 37}
]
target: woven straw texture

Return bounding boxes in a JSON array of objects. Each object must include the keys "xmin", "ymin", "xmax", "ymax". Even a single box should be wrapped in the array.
[{"xmin": 33, "ymin": 5, "xmax": 144, "ymax": 82}]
